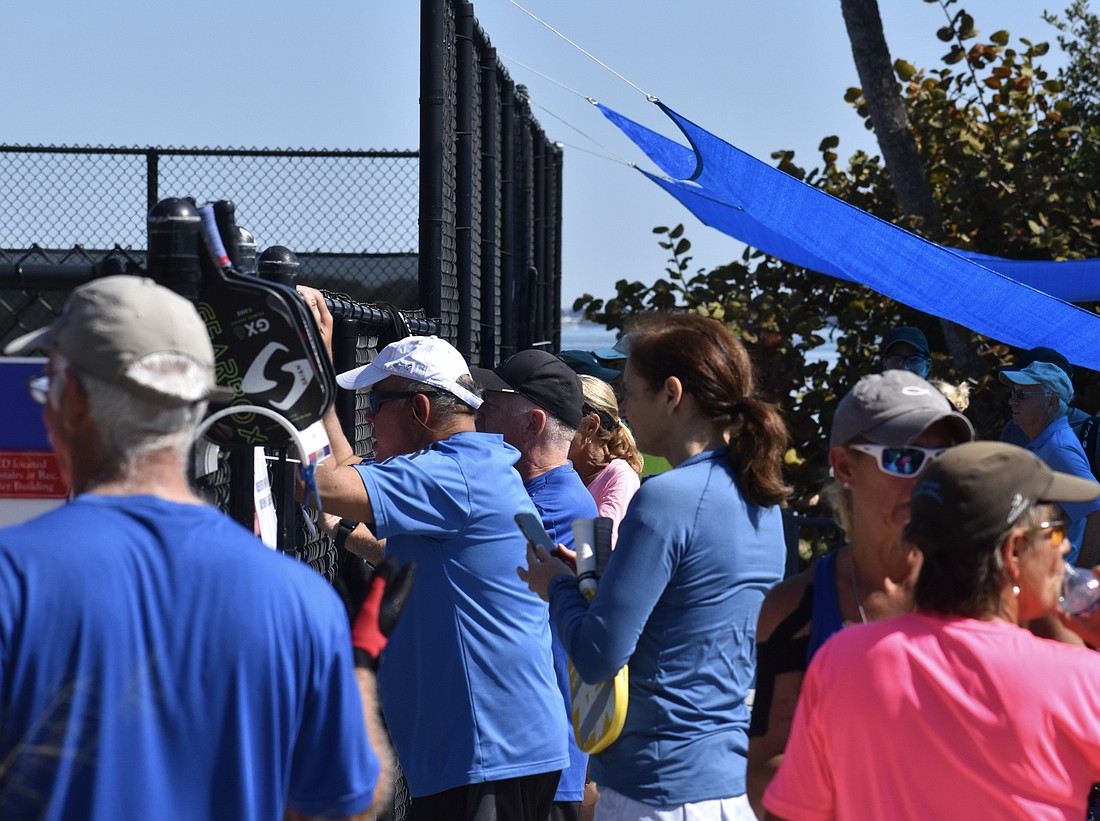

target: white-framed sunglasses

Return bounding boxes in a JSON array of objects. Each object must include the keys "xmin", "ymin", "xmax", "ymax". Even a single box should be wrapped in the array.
[{"xmin": 849, "ymin": 443, "xmax": 946, "ymax": 477}]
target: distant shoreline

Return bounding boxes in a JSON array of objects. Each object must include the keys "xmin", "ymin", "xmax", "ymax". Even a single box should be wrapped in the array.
[{"xmin": 560, "ymin": 315, "xmax": 618, "ymax": 353}]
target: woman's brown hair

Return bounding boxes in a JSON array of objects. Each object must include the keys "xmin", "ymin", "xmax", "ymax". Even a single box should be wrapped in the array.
[{"xmin": 626, "ymin": 312, "xmax": 791, "ymax": 507}]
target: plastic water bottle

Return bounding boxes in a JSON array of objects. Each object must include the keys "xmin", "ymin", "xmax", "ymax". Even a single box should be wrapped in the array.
[{"xmin": 1060, "ymin": 562, "xmax": 1100, "ymax": 615}]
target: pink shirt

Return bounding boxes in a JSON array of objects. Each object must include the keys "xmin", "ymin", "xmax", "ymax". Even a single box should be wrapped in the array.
[
  {"xmin": 764, "ymin": 612, "xmax": 1100, "ymax": 820},
  {"xmin": 584, "ymin": 458, "xmax": 640, "ymax": 548}
]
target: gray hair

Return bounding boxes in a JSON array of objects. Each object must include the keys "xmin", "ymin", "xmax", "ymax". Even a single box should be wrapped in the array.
[
  {"xmin": 66, "ymin": 352, "xmax": 209, "ymax": 470},
  {"xmin": 508, "ymin": 393, "xmax": 577, "ymax": 451},
  {"xmin": 390, "ymin": 374, "xmax": 481, "ymax": 421}
]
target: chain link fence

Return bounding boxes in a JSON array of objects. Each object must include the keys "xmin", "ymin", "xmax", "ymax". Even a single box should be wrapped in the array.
[{"xmin": 0, "ymin": 2, "xmax": 564, "ymax": 814}]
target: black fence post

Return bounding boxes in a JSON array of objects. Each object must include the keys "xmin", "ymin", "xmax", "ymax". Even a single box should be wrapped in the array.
[
  {"xmin": 419, "ymin": 0, "xmax": 446, "ymax": 324},
  {"xmin": 499, "ymin": 81, "xmax": 517, "ymax": 360},
  {"xmin": 146, "ymin": 149, "xmax": 159, "ymax": 215},
  {"xmin": 478, "ymin": 45, "xmax": 500, "ymax": 367},
  {"xmin": 455, "ymin": 1, "xmax": 475, "ymax": 358}
]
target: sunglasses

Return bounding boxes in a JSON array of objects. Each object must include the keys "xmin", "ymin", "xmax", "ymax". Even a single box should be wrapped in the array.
[
  {"xmin": 367, "ymin": 389, "xmax": 438, "ymax": 415},
  {"xmin": 1007, "ymin": 388, "xmax": 1050, "ymax": 402},
  {"xmin": 849, "ymin": 443, "xmax": 946, "ymax": 477},
  {"xmin": 1032, "ymin": 518, "xmax": 1069, "ymax": 548}
]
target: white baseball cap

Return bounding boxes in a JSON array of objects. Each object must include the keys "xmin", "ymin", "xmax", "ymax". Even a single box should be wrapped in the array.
[{"xmin": 336, "ymin": 335, "xmax": 483, "ymax": 409}]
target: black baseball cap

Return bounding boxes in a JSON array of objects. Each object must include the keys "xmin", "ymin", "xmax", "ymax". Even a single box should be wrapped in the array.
[
  {"xmin": 905, "ymin": 441, "xmax": 1100, "ymax": 555},
  {"xmin": 882, "ymin": 326, "xmax": 930, "ymax": 357},
  {"xmin": 1012, "ymin": 346, "xmax": 1073, "ymax": 379},
  {"xmin": 472, "ymin": 349, "xmax": 584, "ymax": 428}
]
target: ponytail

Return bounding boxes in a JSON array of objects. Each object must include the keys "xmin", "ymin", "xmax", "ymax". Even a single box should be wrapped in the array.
[{"xmin": 727, "ymin": 396, "xmax": 791, "ymax": 508}]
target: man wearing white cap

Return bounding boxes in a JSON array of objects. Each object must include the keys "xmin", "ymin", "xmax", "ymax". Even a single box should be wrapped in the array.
[
  {"xmin": 0, "ymin": 276, "xmax": 385, "ymax": 820},
  {"xmin": 1000, "ymin": 361, "xmax": 1100, "ymax": 565},
  {"xmin": 297, "ymin": 287, "xmax": 568, "ymax": 821}
]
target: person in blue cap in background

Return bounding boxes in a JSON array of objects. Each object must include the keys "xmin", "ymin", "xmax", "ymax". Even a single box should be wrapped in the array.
[
  {"xmin": 1001, "ymin": 347, "xmax": 1093, "ymax": 448},
  {"xmin": 999, "ymin": 360, "xmax": 1100, "ymax": 566},
  {"xmin": 879, "ymin": 326, "xmax": 932, "ymax": 379},
  {"xmin": 558, "ymin": 350, "xmax": 623, "ymax": 386}
]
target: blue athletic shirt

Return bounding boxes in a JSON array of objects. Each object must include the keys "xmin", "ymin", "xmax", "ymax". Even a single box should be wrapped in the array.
[
  {"xmin": 357, "ymin": 431, "xmax": 570, "ymax": 797},
  {"xmin": 526, "ymin": 463, "xmax": 598, "ymax": 803},
  {"xmin": 548, "ymin": 448, "xmax": 785, "ymax": 805},
  {"xmin": 1026, "ymin": 416, "xmax": 1100, "ymax": 563},
  {"xmin": 0, "ymin": 495, "xmax": 378, "ymax": 821}
]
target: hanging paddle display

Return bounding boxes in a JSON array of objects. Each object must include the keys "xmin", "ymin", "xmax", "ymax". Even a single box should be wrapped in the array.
[{"xmin": 146, "ymin": 197, "xmax": 336, "ymax": 448}]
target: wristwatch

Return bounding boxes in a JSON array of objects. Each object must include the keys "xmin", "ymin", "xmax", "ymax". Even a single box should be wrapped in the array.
[{"xmin": 333, "ymin": 518, "xmax": 358, "ymax": 551}]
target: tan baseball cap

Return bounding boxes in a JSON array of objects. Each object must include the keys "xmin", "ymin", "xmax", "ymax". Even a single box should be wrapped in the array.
[
  {"xmin": 906, "ymin": 441, "xmax": 1100, "ymax": 555},
  {"xmin": 4, "ymin": 275, "xmax": 231, "ymax": 407}
]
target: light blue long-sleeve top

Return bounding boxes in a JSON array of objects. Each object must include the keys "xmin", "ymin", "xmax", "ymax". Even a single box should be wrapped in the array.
[{"xmin": 548, "ymin": 448, "xmax": 785, "ymax": 805}]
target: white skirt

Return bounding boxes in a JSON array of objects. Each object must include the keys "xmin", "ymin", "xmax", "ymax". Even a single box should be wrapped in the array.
[{"xmin": 595, "ymin": 788, "xmax": 757, "ymax": 821}]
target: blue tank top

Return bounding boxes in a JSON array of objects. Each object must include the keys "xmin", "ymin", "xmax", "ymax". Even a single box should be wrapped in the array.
[{"xmin": 808, "ymin": 549, "xmax": 845, "ymax": 663}]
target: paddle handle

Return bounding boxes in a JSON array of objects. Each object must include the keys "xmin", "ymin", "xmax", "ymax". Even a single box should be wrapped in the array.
[{"xmin": 572, "ymin": 518, "xmax": 598, "ymax": 599}]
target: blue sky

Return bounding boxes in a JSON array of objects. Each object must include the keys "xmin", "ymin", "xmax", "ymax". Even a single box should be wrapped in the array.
[{"xmin": 1, "ymin": 1, "xmax": 1068, "ymax": 312}]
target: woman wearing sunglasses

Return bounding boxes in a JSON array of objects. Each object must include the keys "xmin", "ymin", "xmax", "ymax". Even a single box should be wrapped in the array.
[
  {"xmin": 763, "ymin": 443, "xmax": 1100, "ymax": 819},
  {"xmin": 746, "ymin": 370, "xmax": 973, "ymax": 817}
]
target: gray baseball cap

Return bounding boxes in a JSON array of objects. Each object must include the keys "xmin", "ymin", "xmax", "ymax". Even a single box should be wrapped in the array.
[
  {"xmin": 4, "ymin": 275, "xmax": 231, "ymax": 407},
  {"xmin": 830, "ymin": 370, "xmax": 974, "ymax": 447}
]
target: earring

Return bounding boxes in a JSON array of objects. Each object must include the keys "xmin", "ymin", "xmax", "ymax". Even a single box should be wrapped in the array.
[
  {"xmin": 1012, "ymin": 585, "xmax": 1020, "ymax": 597},
  {"xmin": 842, "ymin": 481, "xmax": 851, "ymax": 490}
]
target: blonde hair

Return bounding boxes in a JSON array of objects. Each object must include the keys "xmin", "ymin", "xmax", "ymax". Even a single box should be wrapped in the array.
[
  {"xmin": 930, "ymin": 379, "xmax": 970, "ymax": 412},
  {"xmin": 578, "ymin": 374, "xmax": 643, "ymax": 475}
]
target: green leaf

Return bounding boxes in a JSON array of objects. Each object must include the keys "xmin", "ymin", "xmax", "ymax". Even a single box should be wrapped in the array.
[
  {"xmin": 674, "ymin": 238, "xmax": 691, "ymax": 255},
  {"xmin": 652, "ymin": 226, "xmax": 668, "ymax": 234},
  {"xmin": 895, "ymin": 60, "xmax": 918, "ymax": 81},
  {"xmin": 818, "ymin": 135, "xmax": 840, "ymax": 151},
  {"xmin": 669, "ymin": 224, "xmax": 685, "ymax": 239},
  {"xmin": 944, "ymin": 45, "xmax": 966, "ymax": 65},
  {"xmin": 990, "ymin": 30, "xmax": 1010, "ymax": 46}
]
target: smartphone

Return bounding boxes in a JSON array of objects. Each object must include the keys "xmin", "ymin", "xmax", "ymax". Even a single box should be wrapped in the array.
[{"xmin": 515, "ymin": 512, "xmax": 558, "ymax": 554}]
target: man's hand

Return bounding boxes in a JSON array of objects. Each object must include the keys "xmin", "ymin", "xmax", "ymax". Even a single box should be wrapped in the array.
[
  {"xmin": 352, "ymin": 558, "xmax": 416, "ymax": 669},
  {"xmin": 296, "ymin": 285, "xmax": 334, "ymax": 358}
]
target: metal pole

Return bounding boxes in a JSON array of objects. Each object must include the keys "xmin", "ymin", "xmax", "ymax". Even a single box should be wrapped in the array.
[
  {"xmin": 419, "ymin": 0, "xmax": 447, "ymax": 319},
  {"xmin": 499, "ymin": 81, "xmax": 517, "ymax": 360},
  {"xmin": 455, "ymin": 1, "xmax": 475, "ymax": 358},
  {"xmin": 478, "ymin": 44, "xmax": 500, "ymax": 367}
]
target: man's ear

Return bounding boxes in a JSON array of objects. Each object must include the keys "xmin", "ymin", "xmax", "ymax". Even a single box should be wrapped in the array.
[
  {"xmin": 527, "ymin": 406, "xmax": 550, "ymax": 439},
  {"xmin": 408, "ymin": 392, "xmax": 434, "ymax": 427}
]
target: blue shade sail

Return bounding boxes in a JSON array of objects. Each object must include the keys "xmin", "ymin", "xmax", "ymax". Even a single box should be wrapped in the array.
[{"xmin": 599, "ymin": 102, "xmax": 1100, "ymax": 370}]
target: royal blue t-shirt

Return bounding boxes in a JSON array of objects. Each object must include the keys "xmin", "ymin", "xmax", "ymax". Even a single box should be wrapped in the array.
[
  {"xmin": 0, "ymin": 495, "xmax": 378, "ymax": 820},
  {"xmin": 358, "ymin": 431, "xmax": 570, "ymax": 797},
  {"xmin": 526, "ymin": 462, "xmax": 598, "ymax": 803}
]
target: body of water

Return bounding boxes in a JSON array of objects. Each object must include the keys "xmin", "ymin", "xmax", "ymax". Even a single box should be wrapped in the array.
[{"xmin": 559, "ymin": 315, "xmax": 619, "ymax": 353}]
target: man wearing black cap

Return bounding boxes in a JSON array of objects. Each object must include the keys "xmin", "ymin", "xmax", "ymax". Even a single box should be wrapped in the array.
[{"xmin": 473, "ymin": 350, "xmax": 598, "ymax": 820}]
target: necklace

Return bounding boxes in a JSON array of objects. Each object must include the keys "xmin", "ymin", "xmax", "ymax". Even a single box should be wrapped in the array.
[{"xmin": 848, "ymin": 546, "xmax": 869, "ymax": 624}]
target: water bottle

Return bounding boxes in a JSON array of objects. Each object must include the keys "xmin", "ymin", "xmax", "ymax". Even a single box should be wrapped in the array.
[{"xmin": 1060, "ymin": 562, "xmax": 1100, "ymax": 615}]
